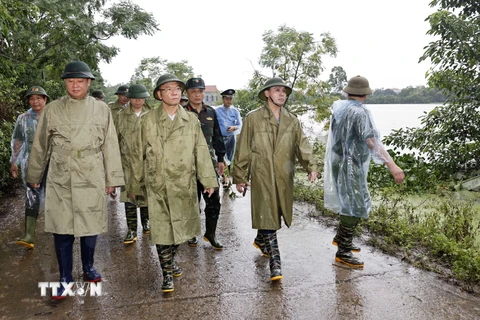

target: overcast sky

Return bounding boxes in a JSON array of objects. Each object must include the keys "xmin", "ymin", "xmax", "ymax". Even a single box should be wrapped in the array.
[{"xmin": 98, "ymin": 0, "xmax": 436, "ymax": 91}]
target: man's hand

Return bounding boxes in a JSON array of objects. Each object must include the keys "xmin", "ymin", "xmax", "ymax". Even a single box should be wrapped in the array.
[
  {"xmin": 105, "ymin": 186, "xmax": 115, "ymax": 194},
  {"xmin": 10, "ymin": 164, "xmax": 18, "ymax": 178},
  {"xmin": 236, "ymin": 182, "xmax": 250, "ymax": 194},
  {"xmin": 386, "ymin": 162, "xmax": 405, "ymax": 184},
  {"xmin": 217, "ymin": 162, "xmax": 225, "ymax": 176},
  {"xmin": 30, "ymin": 183, "xmax": 40, "ymax": 189},
  {"xmin": 204, "ymin": 188, "xmax": 215, "ymax": 198},
  {"xmin": 227, "ymin": 126, "xmax": 236, "ymax": 133},
  {"xmin": 308, "ymin": 171, "xmax": 319, "ymax": 183},
  {"xmin": 128, "ymin": 194, "xmax": 136, "ymax": 200}
]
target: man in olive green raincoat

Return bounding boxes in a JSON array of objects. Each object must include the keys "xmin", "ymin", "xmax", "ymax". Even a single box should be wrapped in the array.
[
  {"xmin": 128, "ymin": 73, "xmax": 218, "ymax": 293},
  {"xmin": 114, "ymin": 83, "xmax": 152, "ymax": 245},
  {"xmin": 26, "ymin": 60, "xmax": 124, "ymax": 300},
  {"xmin": 233, "ymin": 77, "xmax": 319, "ymax": 281}
]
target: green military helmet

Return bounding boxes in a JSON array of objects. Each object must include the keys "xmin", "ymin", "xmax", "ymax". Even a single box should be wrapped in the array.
[
  {"xmin": 115, "ymin": 85, "xmax": 129, "ymax": 95},
  {"xmin": 61, "ymin": 60, "xmax": 95, "ymax": 80},
  {"xmin": 126, "ymin": 84, "xmax": 150, "ymax": 99},
  {"xmin": 91, "ymin": 90, "xmax": 105, "ymax": 100},
  {"xmin": 343, "ymin": 75, "xmax": 372, "ymax": 96},
  {"xmin": 153, "ymin": 74, "xmax": 185, "ymax": 101},
  {"xmin": 24, "ymin": 86, "xmax": 50, "ymax": 102},
  {"xmin": 258, "ymin": 77, "xmax": 292, "ymax": 101}
]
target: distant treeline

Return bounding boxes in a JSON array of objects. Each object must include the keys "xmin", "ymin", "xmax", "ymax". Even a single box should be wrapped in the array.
[{"xmin": 366, "ymin": 86, "xmax": 446, "ymax": 104}]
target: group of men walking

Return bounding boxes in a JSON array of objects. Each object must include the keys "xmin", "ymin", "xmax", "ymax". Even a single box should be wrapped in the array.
[{"xmin": 10, "ymin": 59, "xmax": 405, "ymax": 299}]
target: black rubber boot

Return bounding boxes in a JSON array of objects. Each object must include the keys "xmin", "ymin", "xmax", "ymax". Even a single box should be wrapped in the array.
[
  {"xmin": 52, "ymin": 234, "xmax": 74, "ymax": 300},
  {"xmin": 203, "ymin": 217, "xmax": 223, "ymax": 250},
  {"xmin": 263, "ymin": 231, "xmax": 283, "ymax": 281},
  {"xmin": 124, "ymin": 203, "xmax": 138, "ymax": 244},
  {"xmin": 81, "ymin": 236, "xmax": 102, "ymax": 282},
  {"xmin": 17, "ymin": 210, "xmax": 38, "ymax": 249},
  {"xmin": 332, "ymin": 221, "xmax": 361, "ymax": 252},
  {"xmin": 188, "ymin": 237, "xmax": 198, "ymax": 247},
  {"xmin": 334, "ymin": 219, "xmax": 364, "ymax": 268},
  {"xmin": 253, "ymin": 230, "xmax": 268, "ymax": 257},
  {"xmin": 157, "ymin": 245, "xmax": 174, "ymax": 292},
  {"xmin": 140, "ymin": 206, "xmax": 150, "ymax": 234}
]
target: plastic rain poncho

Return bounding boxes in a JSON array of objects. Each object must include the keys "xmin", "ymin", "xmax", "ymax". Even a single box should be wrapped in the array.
[
  {"xmin": 10, "ymin": 108, "xmax": 45, "ymax": 210},
  {"xmin": 323, "ymin": 99, "xmax": 391, "ymax": 218}
]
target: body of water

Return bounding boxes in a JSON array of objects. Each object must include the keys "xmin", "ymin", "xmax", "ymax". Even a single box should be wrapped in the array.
[{"xmin": 299, "ymin": 103, "xmax": 440, "ymax": 141}]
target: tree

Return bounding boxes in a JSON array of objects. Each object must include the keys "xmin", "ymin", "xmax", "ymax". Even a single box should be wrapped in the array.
[
  {"xmin": 385, "ymin": 0, "xmax": 480, "ymax": 178},
  {"xmin": 0, "ymin": 0, "xmax": 159, "ymax": 120},
  {"xmin": 258, "ymin": 24, "xmax": 338, "ymax": 121},
  {"xmin": 328, "ymin": 66, "xmax": 348, "ymax": 96},
  {"xmin": 130, "ymin": 57, "xmax": 195, "ymax": 92}
]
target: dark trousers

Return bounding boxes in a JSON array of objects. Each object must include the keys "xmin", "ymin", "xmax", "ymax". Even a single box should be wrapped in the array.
[{"xmin": 196, "ymin": 180, "xmax": 221, "ymax": 220}]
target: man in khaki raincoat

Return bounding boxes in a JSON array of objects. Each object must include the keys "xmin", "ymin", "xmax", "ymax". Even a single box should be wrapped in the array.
[
  {"xmin": 233, "ymin": 77, "xmax": 319, "ymax": 281},
  {"xmin": 114, "ymin": 83, "xmax": 152, "ymax": 245},
  {"xmin": 128, "ymin": 73, "xmax": 217, "ymax": 293},
  {"xmin": 26, "ymin": 60, "xmax": 124, "ymax": 300}
]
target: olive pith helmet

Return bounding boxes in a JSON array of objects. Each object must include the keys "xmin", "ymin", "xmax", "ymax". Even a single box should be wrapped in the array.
[
  {"xmin": 153, "ymin": 74, "xmax": 185, "ymax": 101},
  {"xmin": 126, "ymin": 84, "xmax": 150, "ymax": 99},
  {"xmin": 61, "ymin": 60, "xmax": 95, "ymax": 80},
  {"xmin": 24, "ymin": 86, "xmax": 50, "ymax": 102},
  {"xmin": 258, "ymin": 77, "xmax": 292, "ymax": 101},
  {"xmin": 115, "ymin": 85, "xmax": 129, "ymax": 95},
  {"xmin": 343, "ymin": 75, "xmax": 372, "ymax": 95},
  {"xmin": 180, "ymin": 94, "xmax": 188, "ymax": 101},
  {"xmin": 185, "ymin": 78, "xmax": 206, "ymax": 90},
  {"xmin": 91, "ymin": 90, "xmax": 105, "ymax": 100}
]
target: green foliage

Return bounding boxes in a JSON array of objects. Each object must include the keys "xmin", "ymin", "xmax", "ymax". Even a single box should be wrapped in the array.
[
  {"xmin": 384, "ymin": 104, "xmax": 480, "ymax": 179},
  {"xmin": 257, "ymin": 24, "xmax": 338, "ymax": 120},
  {"xmin": 0, "ymin": 0, "xmax": 158, "ymax": 121},
  {"xmin": 366, "ymin": 86, "xmax": 446, "ymax": 104},
  {"xmin": 328, "ymin": 66, "xmax": 347, "ymax": 96},
  {"xmin": 0, "ymin": 120, "xmax": 15, "ymax": 196},
  {"xmin": 368, "ymin": 151, "xmax": 444, "ymax": 194},
  {"xmin": 130, "ymin": 57, "xmax": 195, "ymax": 93}
]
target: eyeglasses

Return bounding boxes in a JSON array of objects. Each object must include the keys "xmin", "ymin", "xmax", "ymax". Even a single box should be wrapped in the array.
[{"xmin": 159, "ymin": 87, "xmax": 182, "ymax": 94}]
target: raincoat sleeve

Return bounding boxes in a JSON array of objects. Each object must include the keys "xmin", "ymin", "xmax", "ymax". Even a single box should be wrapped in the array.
[
  {"xmin": 212, "ymin": 111, "xmax": 226, "ymax": 163},
  {"xmin": 127, "ymin": 116, "xmax": 146, "ymax": 195},
  {"xmin": 25, "ymin": 110, "xmax": 50, "ymax": 184},
  {"xmin": 295, "ymin": 122, "xmax": 318, "ymax": 173},
  {"xmin": 195, "ymin": 120, "xmax": 219, "ymax": 189},
  {"xmin": 356, "ymin": 109, "xmax": 392, "ymax": 164},
  {"xmin": 232, "ymin": 114, "xmax": 251, "ymax": 184},
  {"xmin": 10, "ymin": 115, "xmax": 24, "ymax": 165},
  {"xmin": 102, "ymin": 110, "xmax": 124, "ymax": 187}
]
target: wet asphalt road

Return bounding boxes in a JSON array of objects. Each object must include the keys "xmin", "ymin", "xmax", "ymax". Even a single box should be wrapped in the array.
[{"xmin": 1, "ymin": 186, "xmax": 480, "ymax": 320}]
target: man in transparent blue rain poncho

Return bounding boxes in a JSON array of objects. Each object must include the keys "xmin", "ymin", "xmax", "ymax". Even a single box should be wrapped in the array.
[
  {"xmin": 323, "ymin": 76, "xmax": 405, "ymax": 268},
  {"xmin": 10, "ymin": 86, "xmax": 50, "ymax": 249}
]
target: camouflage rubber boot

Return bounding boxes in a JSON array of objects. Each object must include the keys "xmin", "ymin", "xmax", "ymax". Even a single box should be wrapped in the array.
[
  {"xmin": 203, "ymin": 217, "xmax": 223, "ymax": 250},
  {"xmin": 140, "ymin": 206, "xmax": 150, "ymax": 234},
  {"xmin": 171, "ymin": 245, "xmax": 182, "ymax": 277},
  {"xmin": 332, "ymin": 221, "xmax": 361, "ymax": 252},
  {"xmin": 124, "ymin": 203, "xmax": 137, "ymax": 244},
  {"xmin": 157, "ymin": 245, "xmax": 174, "ymax": 292},
  {"xmin": 17, "ymin": 213, "xmax": 37, "ymax": 249},
  {"xmin": 253, "ymin": 230, "xmax": 268, "ymax": 257},
  {"xmin": 264, "ymin": 231, "xmax": 283, "ymax": 281},
  {"xmin": 334, "ymin": 223, "xmax": 364, "ymax": 268}
]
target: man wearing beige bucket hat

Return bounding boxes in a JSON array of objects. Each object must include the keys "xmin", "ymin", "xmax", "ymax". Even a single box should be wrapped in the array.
[{"xmin": 323, "ymin": 75, "xmax": 405, "ymax": 268}]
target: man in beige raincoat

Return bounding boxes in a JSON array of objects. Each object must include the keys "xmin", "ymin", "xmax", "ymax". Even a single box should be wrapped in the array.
[
  {"xmin": 26, "ymin": 60, "xmax": 124, "ymax": 300},
  {"xmin": 114, "ymin": 83, "xmax": 152, "ymax": 245},
  {"xmin": 233, "ymin": 77, "xmax": 319, "ymax": 281},
  {"xmin": 128, "ymin": 73, "xmax": 218, "ymax": 293}
]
